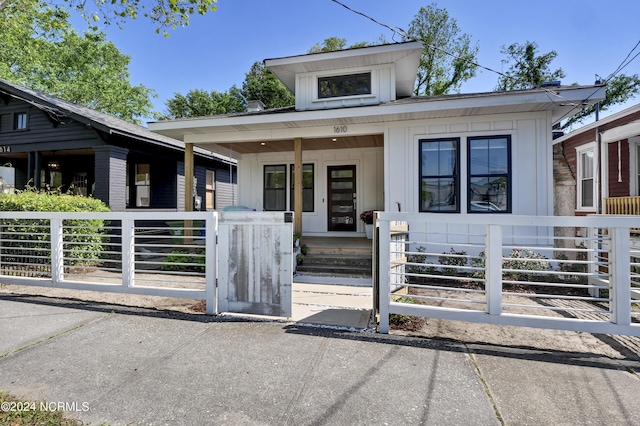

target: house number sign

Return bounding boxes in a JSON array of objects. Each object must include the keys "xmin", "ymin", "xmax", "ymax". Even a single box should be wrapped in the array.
[
  {"xmin": 334, "ymin": 125, "xmax": 348, "ymax": 134},
  {"xmin": 0, "ymin": 146, "xmax": 11, "ymax": 153}
]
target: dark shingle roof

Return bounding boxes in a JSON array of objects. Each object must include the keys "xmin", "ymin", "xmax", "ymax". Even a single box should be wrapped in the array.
[{"xmin": 0, "ymin": 78, "xmax": 235, "ymax": 164}]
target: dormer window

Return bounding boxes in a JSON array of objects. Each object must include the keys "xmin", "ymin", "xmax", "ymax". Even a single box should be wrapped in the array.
[{"xmin": 318, "ymin": 72, "xmax": 371, "ymax": 98}]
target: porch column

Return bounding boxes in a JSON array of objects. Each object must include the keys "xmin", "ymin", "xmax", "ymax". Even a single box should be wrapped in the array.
[
  {"xmin": 185, "ymin": 143, "xmax": 194, "ymax": 212},
  {"xmin": 294, "ymin": 137, "xmax": 302, "ymax": 235}
]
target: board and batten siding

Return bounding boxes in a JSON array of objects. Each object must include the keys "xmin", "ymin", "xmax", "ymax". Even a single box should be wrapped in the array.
[
  {"xmin": 238, "ymin": 146, "xmax": 383, "ymax": 235},
  {"xmin": 295, "ymin": 64, "xmax": 395, "ymax": 111},
  {"xmin": 384, "ymin": 112, "xmax": 554, "ymax": 246}
]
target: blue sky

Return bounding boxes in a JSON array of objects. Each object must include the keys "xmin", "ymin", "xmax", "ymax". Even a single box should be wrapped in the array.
[{"xmin": 73, "ymin": 0, "xmax": 640, "ymax": 125}]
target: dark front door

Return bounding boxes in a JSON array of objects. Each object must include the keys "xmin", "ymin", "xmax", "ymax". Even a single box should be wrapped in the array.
[{"xmin": 328, "ymin": 165, "xmax": 356, "ymax": 232}]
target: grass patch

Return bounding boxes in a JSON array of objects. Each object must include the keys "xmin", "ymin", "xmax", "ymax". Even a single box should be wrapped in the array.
[{"xmin": 0, "ymin": 390, "xmax": 96, "ymax": 425}]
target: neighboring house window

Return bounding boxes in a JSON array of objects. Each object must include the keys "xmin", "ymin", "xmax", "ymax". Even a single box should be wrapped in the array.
[
  {"xmin": 14, "ymin": 112, "xmax": 28, "ymax": 130},
  {"xmin": 264, "ymin": 165, "xmax": 286, "ymax": 211},
  {"xmin": 636, "ymin": 142, "xmax": 640, "ymax": 196},
  {"xmin": 576, "ymin": 143, "xmax": 596, "ymax": 210},
  {"xmin": 419, "ymin": 138, "xmax": 459, "ymax": 212},
  {"xmin": 468, "ymin": 136, "xmax": 511, "ymax": 213},
  {"xmin": 135, "ymin": 164, "xmax": 151, "ymax": 207},
  {"xmin": 290, "ymin": 164, "xmax": 314, "ymax": 212},
  {"xmin": 206, "ymin": 170, "xmax": 215, "ymax": 210},
  {"xmin": 318, "ymin": 72, "xmax": 371, "ymax": 98},
  {"xmin": 72, "ymin": 172, "xmax": 88, "ymax": 196}
]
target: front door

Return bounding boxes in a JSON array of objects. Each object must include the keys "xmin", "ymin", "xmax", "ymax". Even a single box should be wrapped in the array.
[{"xmin": 328, "ymin": 165, "xmax": 356, "ymax": 232}]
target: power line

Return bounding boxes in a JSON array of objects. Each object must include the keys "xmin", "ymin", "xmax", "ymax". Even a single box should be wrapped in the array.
[
  {"xmin": 604, "ymin": 40, "xmax": 640, "ymax": 82},
  {"xmin": 329, "ymin": 0, "xmax": 640, "ymax": 125}
]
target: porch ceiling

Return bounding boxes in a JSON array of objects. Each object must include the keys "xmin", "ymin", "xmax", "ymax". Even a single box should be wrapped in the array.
[{"xmin": 216, "ymin": 134, "xmax": 383, "ymax": 154}]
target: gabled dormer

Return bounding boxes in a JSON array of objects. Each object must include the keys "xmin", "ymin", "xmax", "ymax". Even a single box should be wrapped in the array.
[{"xmin": 265, "ymin": 41, "xmax": 422, "ymax": 111}]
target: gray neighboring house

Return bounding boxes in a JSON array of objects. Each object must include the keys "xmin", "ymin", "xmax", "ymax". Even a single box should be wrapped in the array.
[{"xmin": 0, "ymin": 78, "xmax": 237, "ymax": 211}]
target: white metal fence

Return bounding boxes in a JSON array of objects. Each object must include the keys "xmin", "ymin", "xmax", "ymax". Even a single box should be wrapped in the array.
[
  {"xmin": 377, "ymin": 213, "xmax": 640, "ymax": 336},
  {"xmin": 0, "ymin": 212, "xmax": 217, "ymax": 314}
]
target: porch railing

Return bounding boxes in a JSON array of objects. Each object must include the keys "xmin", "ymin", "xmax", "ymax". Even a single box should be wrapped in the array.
[
  {"xmin": 605, "ymin": 195, "xmax": 640, "ymax": 215},
  {"xmin": 377, "ymin": 213, "xmax": 640, "ymax": 336}
]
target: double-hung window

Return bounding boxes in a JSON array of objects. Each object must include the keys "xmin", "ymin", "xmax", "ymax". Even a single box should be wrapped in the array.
[
  {"xmin": 468, "ymin": 136, "xmax": 511, "ymax": 213},
  {"xmin": 576, "ymin": 143, "xmax": 596, "ymax": 210},
  {"xmin": 290, "ymin": 164, "xmax": 314, "ymax": 212},
  {"xmin": 264, "ymin": 165, "xmax": 287, "ymax": 211},
  {"xmin": 635, "ymin": 141, "xmax": 640, "ymax": 196},
  {"xmin": 419, "ymin": 138, "xmax": 459, "ymax": 212}
]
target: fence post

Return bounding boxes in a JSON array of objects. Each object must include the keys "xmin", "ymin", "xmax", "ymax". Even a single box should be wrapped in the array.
[
  {"xmin": 378, "ymin": 218, "xmax": 391, "ymax": 333},
  {"xmin": 586, "ymin": 226, "xmax": 598, "ymax": 298},
  {"xmin": 51, "ymin": 218, "xmax": 64, "ymax": 283},
  {"xmin": 122, "ymin": 218, "xmax": 135, "ymax": 287},
  {"xmin": 205, "ymin": 213, "xmax": 217, "ymax": 315},
  {"xmin": 610, "ymin": 227, "xmax": 631, "ymax": 326},
  {"xmin": 485, "ymin": 224, "xmax": 503, "ymax": 315}
]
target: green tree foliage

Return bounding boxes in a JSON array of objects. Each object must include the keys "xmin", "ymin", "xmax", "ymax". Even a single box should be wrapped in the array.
[
  {"xmin": 241, "ymin": 61, "xmax": 295, "ymax": 109},
  {"xmin": 0, "ymin": 0, "xmax": 155, "ymax": 123},
  {"xmin": 164, "ymin": 86, "xmax": 246, "ymax": 119},
  {"xmin": 0, "ymin": 0, "xmax": 217, "ymax": 36},
  {"xmin": 495, "ymin": 41, "xmax": 565, "ymax": 91},
  {"xmin": 496, "ymin": 40, "xmax": 640, "ymax": 129},
  {"xmin": 405, "ymin": 3, "xmax": 479, "ymax": 96},
  {"xmin": 563, "ymin": 74, "xmax": 640, "ymax": 129},
  {"xmin": 162, "ymin": 61, "xmax": 295, "ymax": 119},
  {"xmin": 308, "ymin": 37, "xmax": 369, "ymax": 53}
]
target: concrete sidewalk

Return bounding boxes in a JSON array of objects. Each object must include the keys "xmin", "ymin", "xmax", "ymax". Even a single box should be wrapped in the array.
[{"xmin": 2, "ymin": 294, "xmax": 640, "ymax": 425}]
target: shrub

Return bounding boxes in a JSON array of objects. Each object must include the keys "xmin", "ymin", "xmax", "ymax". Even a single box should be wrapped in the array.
[
  {"xmin": 161, "ymin": 250, "xmax": 205, "ymax": 272},
  {"xmin": 438, "ymin": 247, "xmax": 468, "ymax": 276},
  {"xmin": 470, "ymin": 249, "xmax": 551, "ymax": 281},
  {"xmin": 0, "ymin": 190, "xmax": 110, "ymax": 270},
  {"xmin": 503, "ymin": 249, "xmax": 551, "ymax": 281},
  {"xmin": 406, "ymin": 245, "xmax": 434, "ymax": 281}
]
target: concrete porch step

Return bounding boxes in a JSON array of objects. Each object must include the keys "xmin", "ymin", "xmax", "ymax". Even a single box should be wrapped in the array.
[
  {"xmin": 302, "ymin": 254, "xmax": 372, "ymax": 267},
  {"xmin": 300, "ymin": 236, "xmax": 373, "ymax": 256},
  {"xmin": 295, "ymin": 263, "xmax": 372, "ymax": 277}
]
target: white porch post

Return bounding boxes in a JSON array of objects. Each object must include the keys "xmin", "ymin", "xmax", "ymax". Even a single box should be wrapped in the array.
[{"xmin": 294, "ymin": 137, "xmax": 303, "ymax": 235}]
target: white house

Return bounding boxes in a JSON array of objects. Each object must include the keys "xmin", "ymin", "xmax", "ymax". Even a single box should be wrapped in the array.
[{"xmin": 149, "ymin": 41, "xmax": 605, "ymax": 238}]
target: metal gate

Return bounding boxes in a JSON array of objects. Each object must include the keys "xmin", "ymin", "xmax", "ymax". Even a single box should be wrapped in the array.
[{"xmin": 217, "ymin": 211, "xmax": 293, "ymax": 317}]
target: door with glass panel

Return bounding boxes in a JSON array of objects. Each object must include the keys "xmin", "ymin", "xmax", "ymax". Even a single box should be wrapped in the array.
[{"xmin": 327, "ymin": 165, "xmax": 356, "ymax": 231}]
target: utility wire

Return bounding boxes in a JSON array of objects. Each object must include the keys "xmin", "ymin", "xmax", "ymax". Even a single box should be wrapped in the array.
[{"xmin": 329, "ymin": 0, "xmax": 640, "ymax": 125}]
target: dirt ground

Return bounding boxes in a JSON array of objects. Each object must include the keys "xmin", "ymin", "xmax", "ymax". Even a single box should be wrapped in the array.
[
  {"xmin": 3, "ymin": 280, "xmax": 640, "ymax": 361},
  {"xmin": 389, "ymin": 286, "xmax": 640, "ymax": 361}
]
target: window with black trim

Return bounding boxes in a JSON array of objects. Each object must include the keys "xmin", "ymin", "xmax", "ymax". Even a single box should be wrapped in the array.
[
  {"xmin": 318, "ymin": 73, "xmax": 371, "ymax": 98},
  {"xmin": 468, "ymin": 136, "xmax": 511, "ymax": 213},
  {"xmin": 290, "ymin": 164, "xmax": 314, "ymax": 212},
  {"xmin": 419, "ymin": 138, "xmax": 460, "ymax": 212},
  {"xmin": 14, "ymin": 112, "xmax": 28, "ymax": 130},
  {"xmin": 264, "ymin": 165, "xmax": 286, "ymax": 211}
]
